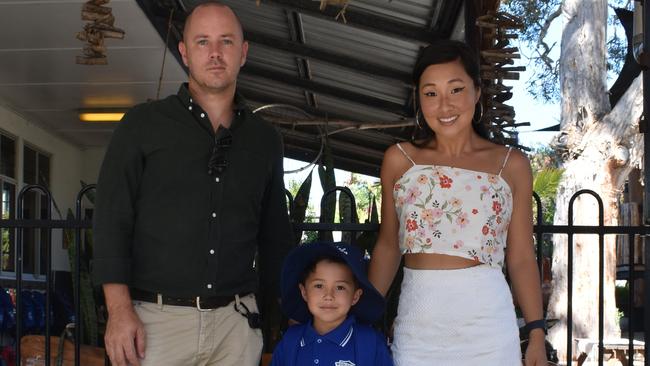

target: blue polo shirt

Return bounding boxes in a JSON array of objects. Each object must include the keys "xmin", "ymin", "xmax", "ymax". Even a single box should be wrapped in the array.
[{"xmin": 270, "ymin": 315, "xmax": 393, "ymax": 366}]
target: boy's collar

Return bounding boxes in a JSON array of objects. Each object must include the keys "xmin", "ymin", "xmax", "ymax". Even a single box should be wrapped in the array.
[{"xmin": 301, "ymin": 315, "xmax": 357, "ymax": 348}]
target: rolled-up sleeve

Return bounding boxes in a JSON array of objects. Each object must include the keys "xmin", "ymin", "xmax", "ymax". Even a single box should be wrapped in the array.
[{"xmin": 92, "ymin": 109, "xmax": 144, "ymax": 285}]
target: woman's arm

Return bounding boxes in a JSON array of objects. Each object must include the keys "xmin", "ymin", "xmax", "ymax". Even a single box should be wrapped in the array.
[
  {"xmin": 503, "ymin": 150, "xmax": 547, "ymax": 365},
  {"xmin": 369, "ymin": 145, "xmax": 405, "ymax": 296}
]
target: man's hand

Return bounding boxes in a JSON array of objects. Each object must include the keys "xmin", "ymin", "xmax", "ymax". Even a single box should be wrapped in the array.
[{"xmin": 103, "ymin": 284, "xmax": 146, "ymax": 366}]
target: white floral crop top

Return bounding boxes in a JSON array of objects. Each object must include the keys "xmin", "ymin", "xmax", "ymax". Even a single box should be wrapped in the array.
[{"xmin": 393, "ymin": 143, "xmax": 513, "ymax": 268}]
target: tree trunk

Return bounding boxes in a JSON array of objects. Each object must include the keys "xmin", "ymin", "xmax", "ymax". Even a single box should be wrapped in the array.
[{"xmin": 546, "ymin": 0, "xmax": 644, "ymax": 361}]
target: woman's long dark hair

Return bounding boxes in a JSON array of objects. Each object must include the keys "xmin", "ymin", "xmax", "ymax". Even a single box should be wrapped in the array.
[{"xmin": 411, "ymin": 39, "xmax": 494, "ymax": 146}]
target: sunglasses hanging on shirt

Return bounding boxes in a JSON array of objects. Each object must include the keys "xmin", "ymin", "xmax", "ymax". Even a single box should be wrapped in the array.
[{"xmin": 207, "ymin": 127, "xmax": 232, "ymax": 176}]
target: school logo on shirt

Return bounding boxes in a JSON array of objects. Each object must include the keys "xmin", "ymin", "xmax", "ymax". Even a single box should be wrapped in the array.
[{"xmin": 335, "ymin": 361, "xmax": 355, "ymax": 366}]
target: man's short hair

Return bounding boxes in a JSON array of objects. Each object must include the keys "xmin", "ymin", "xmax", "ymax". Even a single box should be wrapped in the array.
[{"xmin": 182, "ymin": 1, "xmax": 245, "ymax": 41}]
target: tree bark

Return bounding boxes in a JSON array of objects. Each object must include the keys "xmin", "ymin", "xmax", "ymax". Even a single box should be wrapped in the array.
[{"xmin": 546, "ymin": 0, "xmax": 644, "ymax": 361}]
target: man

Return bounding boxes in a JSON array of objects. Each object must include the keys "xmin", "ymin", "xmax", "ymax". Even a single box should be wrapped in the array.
[{"xmin": 92, "ymin": 2, "xmax": 295, "ymax": 365}]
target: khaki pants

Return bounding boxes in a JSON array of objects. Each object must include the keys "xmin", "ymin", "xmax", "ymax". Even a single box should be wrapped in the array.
[{"xmin": 133, "ymin": 294, "xmax": 263, "ymax": 366}]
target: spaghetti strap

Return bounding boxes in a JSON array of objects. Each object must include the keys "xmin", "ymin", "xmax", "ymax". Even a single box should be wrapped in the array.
[
  {"xmin": 396, "ymin": 143, "xmax": 416, "ymax": 166},
  {"xmin": 498, "ymin": 147, "xmax": 513, "ymax": 176}
]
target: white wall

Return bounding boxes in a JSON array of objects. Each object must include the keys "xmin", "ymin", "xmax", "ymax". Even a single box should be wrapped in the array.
[
  {"xmin": 82, "ymin": 147, "xmax": 106, "ymax": 185},
  {"xmin": 0, "ymin": 103, "xmax": 87, "ymax": 273}
]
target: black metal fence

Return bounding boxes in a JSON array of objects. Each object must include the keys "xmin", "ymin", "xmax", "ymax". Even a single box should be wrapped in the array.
[{"xmin": 0, "ymin": 185, "xmax": 648, "ymax": 365}]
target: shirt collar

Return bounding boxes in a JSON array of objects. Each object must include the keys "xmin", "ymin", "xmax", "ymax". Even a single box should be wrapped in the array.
[
  {"xmin": 176, "ymin": 83, "xmax": 248, "ymax": 131},
  {"xmin": 301, "ymin": 315, "xmax": 356, "ymax": 348}
]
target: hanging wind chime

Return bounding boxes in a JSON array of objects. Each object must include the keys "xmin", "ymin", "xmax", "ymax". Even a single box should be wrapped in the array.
[{"xmin": 75, "ymin": 0, "xmax": 125, "ymax": 65}]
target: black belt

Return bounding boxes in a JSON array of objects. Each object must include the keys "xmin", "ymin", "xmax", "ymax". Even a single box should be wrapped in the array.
[{"xmin": 131, "ymin": 288, "xmax": 248, "ymax": 311}]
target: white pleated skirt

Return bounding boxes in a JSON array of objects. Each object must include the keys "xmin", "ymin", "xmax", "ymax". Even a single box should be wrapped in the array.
[{"xmin": 392, "ymin": 265, "xmax": 522, "ymax": 366}]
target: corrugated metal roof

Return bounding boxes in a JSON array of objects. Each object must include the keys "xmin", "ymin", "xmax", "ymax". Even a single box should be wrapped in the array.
[
  {"xmin": 245, "ymin": 44, "xmax": 299, "ymax": 75},
  {"xmin": 345, "ymin": 0, "xmax": 438, "ymax": 26},
  {"xmin": 315, "ymin": 94, "xmax": 404, "ymax": 122},
  {"xmin": 309, "ymin": 60, "xmax": 408, "ymax": 104},
  {"xmin": 300, "ymin": 13, "xmax": 421, "ymax": 72}
]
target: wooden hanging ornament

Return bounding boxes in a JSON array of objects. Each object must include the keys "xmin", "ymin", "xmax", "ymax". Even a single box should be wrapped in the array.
[{"xmin": 76, "ymin": 0, "xmax": 125, "ymax": 65}]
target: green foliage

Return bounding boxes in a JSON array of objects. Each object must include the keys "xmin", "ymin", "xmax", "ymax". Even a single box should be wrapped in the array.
[
  {"xmin": 288, "ymin": 169, "xmax": 315, "ymax": 242},
  {"xmin": 318, "ymin": 141, "xmax": 336, "ymax": 242},
  {"xmin": 500, "ymin": 0, "xmax": 631, "ymax": 102},
  {"xmin": 533, "ymin": 168, "xmax": 563, "ymax": 224},
  {"xmin": 343, "ymin": 174, "xmax": 381, "ymax": 224},
  {"xmin": 338, "ymin": 187, "xmax": 358, "ymax": 243},
  {"xmin": 2, "ymin": 211, "xmax": 10, "ymax": 270},
  {"xmin": 500, "ymin": 0, "xmax": 562, "ymax": 101},
  {"xmin": 529, "ymin": 147, "xmax": 563, "ymax": 257},
  {"xmin": 529, "ymin": 145, "xmax": 562, "ymax": 171},
  {"xmin": 341, "ymin": 174, "xmax": 381, "ymax": 251},
  {"xmin": 530, "ymin": 146, "xmax": 563, "ymax": 225},
  {"xmin": 356, "ymin": 195, "xmax": 379, "ymax": 255},
  {"xmin": 63, "ymin": 182, "xmax": 99, "ymax": 346},
  {"xmin": 286, "ymin": 175, "xmax": 319, "ymax": 243}
]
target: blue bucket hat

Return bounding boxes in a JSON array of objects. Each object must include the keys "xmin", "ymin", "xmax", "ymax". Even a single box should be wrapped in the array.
[{"xmin": 280, "ymin": 241, "xmax": 386, "ymax": 324}]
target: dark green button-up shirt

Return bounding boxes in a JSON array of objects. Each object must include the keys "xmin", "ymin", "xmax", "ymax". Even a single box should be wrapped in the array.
[{"xmin": 92, "ymin": 84, "xmax": 295, "ymax": 298}]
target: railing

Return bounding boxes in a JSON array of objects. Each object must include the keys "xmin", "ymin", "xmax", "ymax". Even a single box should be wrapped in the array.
[
  {"xmin": 0, "ymin": 185, "xmax": 646, "ymax": 365},
  {"xmin": 0, "ymin": 185, "xmax": 97, "ymax": 366}
]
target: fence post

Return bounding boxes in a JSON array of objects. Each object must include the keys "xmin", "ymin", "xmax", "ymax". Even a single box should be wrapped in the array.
[
  {"xmin": 74, "ymin": 185, "xmax": 96, "ymax": 366},
  {"xmin": 15, "ymin": 184, "xmax": 53, "ymax": 366}
]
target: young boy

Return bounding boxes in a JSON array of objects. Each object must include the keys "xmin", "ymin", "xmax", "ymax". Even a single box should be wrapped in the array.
[{"xmin": 271, "ymin": 242, "xmax": 393, "ymax": 366}]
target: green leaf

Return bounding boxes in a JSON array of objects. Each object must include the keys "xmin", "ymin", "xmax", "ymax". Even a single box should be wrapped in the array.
[
  {"xmin": 290, "ymin": 169, "xmax": 313, "ymax": 225},
  {"xmin": 318, "ymin": 140, "xmax": 336, "ymax": 242},
  {"xmin": 338, "ymin": 187, "xmax": 358, "ymax": 243},
  {"xmin": 533, "ymin": 168, "xmax": 564, "ymax": 197}
]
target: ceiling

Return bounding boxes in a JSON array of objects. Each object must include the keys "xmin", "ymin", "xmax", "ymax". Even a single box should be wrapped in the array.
[
  {"xmin": 0, "ymin": 0, "xmax": 187, "ymax": 147},
  {"xmin": 0, "ymin": 0, "xmax": 496, "ymax": 177}
]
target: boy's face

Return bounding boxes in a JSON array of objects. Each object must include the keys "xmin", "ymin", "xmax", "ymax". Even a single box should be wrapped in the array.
[{"xmin": 299, "ymin": 260, "xmax": 363, "ymax": 334}]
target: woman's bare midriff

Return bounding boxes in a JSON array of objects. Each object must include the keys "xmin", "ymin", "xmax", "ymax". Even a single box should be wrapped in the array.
[{"xmin": 404, "ymin": 252, "xmax": 482, "ymax": 270}]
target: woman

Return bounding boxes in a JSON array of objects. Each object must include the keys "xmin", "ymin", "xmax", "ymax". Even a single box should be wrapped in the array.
[{"xmin": 369, "ymin": 40, "xmax": 547, "ymax": 365}]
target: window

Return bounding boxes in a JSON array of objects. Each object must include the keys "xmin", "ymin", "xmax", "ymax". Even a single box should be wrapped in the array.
[
  {"xmin": 0, "ymin": 134, "xmax": 52, "ymax": 279},
  {"xmin": 22, "ymin": 145, "xmax": 51, "ymax": 277},
  {"xmin": 0, "ymin": 135, "xmax": 16, "ymax": 274}
]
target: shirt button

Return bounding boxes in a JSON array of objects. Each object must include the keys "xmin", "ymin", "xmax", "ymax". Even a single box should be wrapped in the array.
[
  {"xmin": 209, "ymin": 249, "xmax": 215, "ymax": 255},
  {"xmin": 188, "ymin": 105, "xmax": 192, "ymax": 111},
  {"xmin": 314, "ymin": 360, "xmax": 319, "ymax": 364},
  {"xmin": 316, "ymin": 339, "xmax": 322, "ymax": 343},
  {"xmin": 206, "ymin": 284, "xmax": 212, "ymax": 289},
  {"xmin": 211, "ymin": 212, "xmax": 216, "ymax": 218},
  {"xmin": 189, "ymin": 98, "xmax": 193, "ymax": 103},
  {"xmin": 215, "ymin": 177, "xmax": 220, "ymax": 183},
  {"xmin": 200, "ymin": 113, "xmax": 205, "ymax": 118}
]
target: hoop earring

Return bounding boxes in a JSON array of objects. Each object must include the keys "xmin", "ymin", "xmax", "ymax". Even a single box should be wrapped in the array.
[
  {"xmin": 473, "ymin": 103, "xmax": 484, "ymax": 124},
  {"xmin": 415, "ymin": 109, "xmax": 425, "ymax": 130}
]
